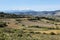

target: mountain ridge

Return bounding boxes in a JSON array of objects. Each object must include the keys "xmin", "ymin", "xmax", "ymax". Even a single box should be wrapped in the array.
[{"xmin": 0, "ymin": 10, "xmax": 60, "ymax": 16}]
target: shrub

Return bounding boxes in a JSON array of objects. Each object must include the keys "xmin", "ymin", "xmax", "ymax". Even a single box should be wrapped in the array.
[
  {"xmin": 50, "ymin": 32, "xmax": 56, "ymax": 35},
  {"xmin": 16, "ymin": 19, "xmax": 21, "ymax": 21},
  {"xmin": 29, "ymin": 26, "xmax": 40, "ymax": 28},
  {"xmin": 43, "ymin": 32, "xmax": 46, "ymax": 34},
  {"xmin": 34, "ymin": 32, "xmax": 41, "ymax": 34},
  {"xmin": 16, "ymin": 19, "xmax": 22, "ymax": 23},
  {"xmin": 30, "ymin": 31, "xmax": 34, "ymax": 34},
  {"xmin": 22, "ymin": 24, "xmax": 25, "ymax": 26},
  {"xmin": 0, "ymin": 22, "xmax": 7, "ymax": 27}
]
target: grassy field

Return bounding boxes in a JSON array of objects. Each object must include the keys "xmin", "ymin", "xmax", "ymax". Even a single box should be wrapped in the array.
[
  {"xmin": 0, "ymin": 17, "xmax": 60, "ymax": 40},
  {"xmin": 0, "ymin": 28, "xmax": 60, "ymax": 40}
]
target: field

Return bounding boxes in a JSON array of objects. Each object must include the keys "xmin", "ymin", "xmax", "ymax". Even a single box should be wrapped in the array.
[{"xmin": 0, "ymin": 15, "xmax": 60, "ymax": 40}]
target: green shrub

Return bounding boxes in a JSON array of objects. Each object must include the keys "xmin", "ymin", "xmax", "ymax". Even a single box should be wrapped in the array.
[
  {"xmin": 29, "ymin": 26, "xmax": 40, "ymax": 28},
  {"xmin": 50, "ymin": 32, "xmax": 56, "ymax": 35},
  {"xmin": 0, "ymin": 22, "xmax": 7, "ymax": 27},
  {"xmin": 43, "ymin": 32, "xmax": 47, "ymax": 34}
]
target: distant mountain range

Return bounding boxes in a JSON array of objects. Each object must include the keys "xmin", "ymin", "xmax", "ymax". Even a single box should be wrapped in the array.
[{"xmin": 1, "ymin": 10, "xmax": 60, "ymax": 16}]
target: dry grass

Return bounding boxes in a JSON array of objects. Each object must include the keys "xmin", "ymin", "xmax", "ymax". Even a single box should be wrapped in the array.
[{"xmin": 0, "ymin": 18, "xmax": 60, "ymax": 40}]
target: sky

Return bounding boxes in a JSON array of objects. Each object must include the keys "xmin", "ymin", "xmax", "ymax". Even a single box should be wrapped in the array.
[{"xmin": 0, "ymin": 0, "xmax": 60, "ymax": 11}]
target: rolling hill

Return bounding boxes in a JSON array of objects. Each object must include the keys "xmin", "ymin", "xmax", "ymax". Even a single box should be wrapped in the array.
[{"xmin": 2, "ymin": 10, "xmax": 60, "ymax": 16}]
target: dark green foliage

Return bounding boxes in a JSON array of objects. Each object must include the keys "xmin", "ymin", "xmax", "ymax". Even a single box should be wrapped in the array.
[
  {"xmin": 30, "ymin": 31, "xmax": 34, "ymax": 34},
  {"xmin": 28, "ymin": 17, "xmax": 40, "ymax": 22},
  {"xmin": 16, "ymin": 19, "xmax": 21, "ymax": 21},
  {"xmin": 29, "ymin": 26, "xmax": 40, "ymax": 28},
  {"xmin": 0, "ymin": 22, "xmax": 7, "ymax": 27},
  {"xmin": 43, "ymin": 32, "xmax": 47, "ymax": 34},
  {"xmin": 22, "ymin": 24, "xmax": 25, "ymax": 26},
  {"xmin": 34, "ymin": 32, "xmax": 40, "ymax": 34},
  {"xmin": 50, "ymin": 32, "xmax": 56, "ymax": 35},
  {"xmin": 0, "ymin": 12, "xmax": 31, "ymax": 18}
]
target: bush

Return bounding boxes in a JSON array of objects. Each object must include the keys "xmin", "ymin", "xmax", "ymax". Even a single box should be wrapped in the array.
[
  {"xmin": 50, "ymin": 32, "xmax": 56, "ymax": 35},
  {"xmin": 34, "ymin": 32, "xmax": 41, "ymax": 34},
  {"xmin": 29, "ymin": 26, "xmax": 40, "ymax": 28},
  {"xmin": 30, "ymin": 31, "xmax": 34, "ymax": 34},
  {"xmin": 43, "ymin": 32, "xmax": 47, "ymax": 34},
  {"xmin": 16, "ymin": 19, "xmax": 21, "ymax": 21},
  {"xmin": 0, "ymin": 22, "xmax": 7, "ymax": 27}
]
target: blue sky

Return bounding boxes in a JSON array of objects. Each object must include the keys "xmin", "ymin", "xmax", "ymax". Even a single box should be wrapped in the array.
[{"xmin": 0, "ymin": 0, "xmax": 60, "ymax": 11}]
